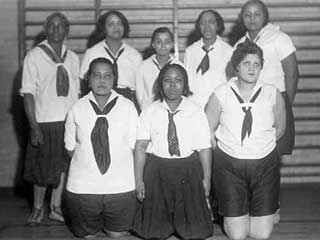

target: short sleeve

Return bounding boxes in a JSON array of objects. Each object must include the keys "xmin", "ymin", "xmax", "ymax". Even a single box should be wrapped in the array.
[
  {"xmin": 135, "ymin": 64, "xmax": 145, "ymax": 107},
  {"xmin": 127, "ymin": 102, "xmax": 139, "ymax": 149},
  {"xmin": 192, "ymin": 111, "xmax": 211, "ymax": 151},
  {"xmin": 275, "ymin": 32, "xmax": 296, "ymax": 61},
  {"xmin": 79, "ymin": 49, "xmax": 92, "ymax": 79},
  {"xmin": 136, "ymin": 109, "xmax": 152, "ymax": 141},
  {"xmin": 64, "ymin": 106, "xmax": 76, "ymax": 151},
  {"xmin": 20, "ymin": 51, "xmax": 39, "ymax": 96}
]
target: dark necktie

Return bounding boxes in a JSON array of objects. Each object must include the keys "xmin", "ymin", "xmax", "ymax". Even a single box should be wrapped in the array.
[
  {"xmin": 167, "ymin": 110, "xmax": 180, "ymax": 156},
  {"xmin": 104, "ymin": 47, "xmax": 125, "ymax": 87},
  {"xmin": 89, "ymin": 97, "xmax": 118, "ymax": 174},
  {"xmin": 38, "ymin": 44, "xmax": 69, "ymax": 97},
  {"xmin": 196, "ymin": 46, "xmax": 213, "ymax": 75},
  {"xmin": 152, "ymin": 58, "xmax": 173, "ymax": 71},
  {"xmin": 231, "ymin": 87, "xmax": 262, "ymax": 145}
]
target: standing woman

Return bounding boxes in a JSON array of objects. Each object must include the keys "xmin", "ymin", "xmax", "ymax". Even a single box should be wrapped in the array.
[
  {"xmin": 206, "ymin": 41, "xmax": 286, "ymax": 240},
  {"xmin": 64, "ymin": 58, "xmax": 138, "ymax": 238},
  {"xmin": 21, "ymin": 12, "xmax": 80, "ymax": 224},
  {"xmin": 184, "ymin": 9, "xmax": 233, "ymax": 109},
  {"xmin": 136, "ymin": 27, "xmax": 183, "ymax": 111},
  {"xmin": 236, "ymin": 0, "xmax": 299, "ymax": 157},
  {"xmin": 133, "ymin": 64, "xmax": 213, "ymax": 240},
  {"xmin": 236, "ymin": 0, "xmax": 299, "ymax": 223},
  {"xmin": 80, "ymin": 10, "xmax": 142, "ymax": 111}
]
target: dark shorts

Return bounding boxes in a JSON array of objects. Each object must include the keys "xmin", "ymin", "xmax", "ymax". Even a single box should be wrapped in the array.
[
  {"xmin": 65, "ymin": 190, "xmax": 137, "ymax": 238},
  {"xmin": 133, "ymin": 153, "xmax": 213, "ymax": 239},
  {"xmin": 24, "ymin": 121, "xmax": 69, "ymax": 187},
  {"xmin": 213, "ymin": 148, "xmax": 280, "ymax": 217},
  {"xmin": 277, "ymin": 92, "xmax": 295, "ymax": 155}
]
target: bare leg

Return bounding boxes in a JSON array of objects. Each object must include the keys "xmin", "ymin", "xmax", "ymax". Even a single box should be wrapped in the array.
[
  {"xmin": 105, "ymin": 230, "xmax": 130, "ymax": 238},
  {"xmin": 49, "ymin": 173, "xmax": 65, "ymax": 222},
  {"xmin": 27, "ymin": 184, "xmax": 46, "ymax": 224},
  {"xmin": 224, "ymin": 215, "xmax": 249, "ymax": 240},
  {"xmin": 249, "ymin": 214, "xmax": 274, "ymax": 239}
]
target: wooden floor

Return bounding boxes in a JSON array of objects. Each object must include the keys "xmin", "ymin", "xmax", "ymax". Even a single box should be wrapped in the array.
[{"xmin": 0, "ymin": 184, "xmax": 319, "ymax": 240}]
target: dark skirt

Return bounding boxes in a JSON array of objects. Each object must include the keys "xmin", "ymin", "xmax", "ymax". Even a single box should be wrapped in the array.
[
  {"xmin": 277, "ymin": 92, "xmax": 295, "ymax": 155},
  {"xmin": 133, "ymin": 153, "xmax": 213, "ymax": 239},
  {"xmin": 24, "ymin": 121, "xmax": 69, "ymax": 188}
]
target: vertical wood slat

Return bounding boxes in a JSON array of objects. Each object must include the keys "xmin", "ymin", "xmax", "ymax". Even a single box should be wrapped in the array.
[
  {"xmin": 173, "ymin": 0, "xmax": 179, "ymax": 59},
  {"xmin": 17, "ymin": 0, "xmax": 26, "ymax": 68},
  {"xmin": 94, "ymin": 0, "xmax": 101, "ymax": 23}
]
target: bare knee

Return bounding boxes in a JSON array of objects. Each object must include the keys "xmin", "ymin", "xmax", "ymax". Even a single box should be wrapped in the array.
[
  {"xmin": 249, "ymin": 229, "xmax": 272, "ymax": 239},
  {"xmin": 224, "ymin": 216, "xmax": 249, "ymax": 240},
  {"xmin": 105, "ymin": 230, "xmax": 129, "ymax": 239},
  {"xmin": 249, "ymin": 215, "xmax": 274, "ymax": 239}
]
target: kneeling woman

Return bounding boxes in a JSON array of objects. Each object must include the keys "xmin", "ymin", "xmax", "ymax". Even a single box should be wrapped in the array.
[
  {"xmin": 64, "ymin": 58, "xmax": 138, "ymax": 238},
  {"xmin": 205, "ymin": 41, "xmax": 286, "ymax": 240},
  {"xmin": 133, "ymin": 64, "xmax": 213, "ymax": 240}
]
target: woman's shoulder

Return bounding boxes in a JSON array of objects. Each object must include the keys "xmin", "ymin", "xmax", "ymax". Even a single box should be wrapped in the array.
[{"xmin": 185, "ymin": 39, "xmax": 202, "ymax": 53}]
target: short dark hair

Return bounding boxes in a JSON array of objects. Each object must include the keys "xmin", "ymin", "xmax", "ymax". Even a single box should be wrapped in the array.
[
  {"xmin": 87, "ymin": 57, "xmax": 116, "ymax": 79},
  {"xmin": 153, "ymin": 64, "xmax": 192, "ymax": 102},
  {"xmin": 97, "ymin": 10, "xmax": 130, "ymax": 38},
  {"xmin": 195, "ymin": 9, "xmax": 225, "ymax": 37},
  {"xmin": 44, "ymin": 12, "xmax": 70, "ymax": 36},
  {"xmin": 241, "ymin": 0, "xmax": 269, "ymax": 26},
  {"xmin": 231, "ymin": 41, "xmax": 264, "ymax": 70},
  {"xmin": 149, "ymin": 27, "xmax": 174, "ymax": 55}
]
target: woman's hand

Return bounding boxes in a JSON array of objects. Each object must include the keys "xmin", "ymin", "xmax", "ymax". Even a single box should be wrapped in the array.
[
  {"xmin": 30, "ymin": 126, "xmax": 44, "ymax": 147},
  {"xmin": 136, "ymin": 181, "xmax": 145, "ymax": 202}
]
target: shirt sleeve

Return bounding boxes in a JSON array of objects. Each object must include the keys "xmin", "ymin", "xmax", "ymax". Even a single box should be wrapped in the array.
[
  {"xmin": 136, "ymin": 109, "xmax": 152, "ymax": 141},
  {"xmin": 20, "ymin": 51, "xmax": 39, "ymax": 96},
  {"xmin": 275, "ymin": 32, "xmax": 296, "ymax": 61},
  {"xmin": 135, "ymin": 64, "xmax": 144, "ymax": 108},
  {"xmin": 128, "ymin": 103, "xmax": 139, "ymax": 149},
  {"xmin": 64, "ymin": 106, "xmax": 77, "ymax": 151},
  {"xmin": 74, "ymin": 54, "xmax": 81, "ymax": 95},
  {"xmin": 79, "ymin": 49, "xmax": 92, "ymax": 79},
  {"xmin": 192, "ymin": 111, "xmax": 211, "ymax": 151}
]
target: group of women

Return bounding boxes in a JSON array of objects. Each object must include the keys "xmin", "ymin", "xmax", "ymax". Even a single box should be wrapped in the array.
[{"xmin": 20, "ymin": 0, "xmax": 298, "ymax": 239}]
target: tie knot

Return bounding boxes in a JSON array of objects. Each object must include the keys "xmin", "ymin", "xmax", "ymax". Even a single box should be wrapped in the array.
[
  {"xmin": 202, "ymin": 46, "xmax": 213, "ymax": 53},
  {"xmin": 168, "ymin": 110, "xmax": 179, "ymax": 118}
]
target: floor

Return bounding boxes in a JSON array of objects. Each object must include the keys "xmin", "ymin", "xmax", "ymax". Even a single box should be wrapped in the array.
[{"xmin": 0, "ymin": 183, "xmax": 319, "ymax": 239}]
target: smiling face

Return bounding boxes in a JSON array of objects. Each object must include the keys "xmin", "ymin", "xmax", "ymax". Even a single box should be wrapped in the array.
[
  {"xmin": 152, "ymin": 31, "xmax": 173, "ymax": 57},
  {"xmin": 162, "ymin": 67, "xmax": 185, "ymax": 102},
  {"xmin": 237, "ymin": 54, "xmax": 262, "ymax": 84},
  {"xmin": 105, "ymin": 14, "xmax": 124, "ymax": 40},
  {"xmin": 242, "ymin": 1, "xmax": 267, "ymax": 33},
  {"xmin": 89, "ymin": 62, "xmax": 114, "ymax": 97},
  {"xmin": 199, "ymin": 11, "xmax": 218, "ymax": 41},
  {"xmin": 46, "ymin": 15, "xmax": 68, "ymax": 44}
]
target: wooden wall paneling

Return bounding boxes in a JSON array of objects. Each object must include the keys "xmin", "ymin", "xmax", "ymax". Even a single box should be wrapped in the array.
[{"xmin": 18, "ymin": 0, "xmax": 320, "ymax": 183}]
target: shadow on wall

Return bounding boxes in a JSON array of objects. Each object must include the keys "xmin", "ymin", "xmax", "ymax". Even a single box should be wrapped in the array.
[{"xmin": 8, "ymin": 31, "xmax": 46, "ymax": 199}]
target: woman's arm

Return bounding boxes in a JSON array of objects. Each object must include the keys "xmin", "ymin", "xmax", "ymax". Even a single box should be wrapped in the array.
[
  {"xmin": 198, "ymin": 148, "xmax": 212, "ymax": 197},
  {"xmin": 205, "ymin": 93, "xmax": 222, "ymax": 149},
  {"xmin": 273, "ymin": 90, "xmax": 286, "ymax": 141},
  {"xmin": 23, "ymin": 93, "xmax": 43, "ymax": 147},
  {"xmin": 134, "ymin": 139, "xmax": 150, "ymax": 202},
  {"xmin": 281, "ymin": 52, "xmax": 299, "ymax": 104}
]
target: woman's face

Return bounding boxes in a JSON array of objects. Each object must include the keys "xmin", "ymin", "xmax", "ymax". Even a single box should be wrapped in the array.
[
  {"xmin": 152, "ymin": 32, "xmax": 173, "ymax": 57},
  {"xmin": 242, "ymin": 2, "xmax": 266, "ymax": 33},
  {"xmin": 162, "ymin": 67, "xmax": 185, "ymax": 101},
  {"xmin": 105, "ymin": 14, "xmax": 124, "ymax": 40},
  {"xmin": 89, "ymin": 62, "xmax": 114, "ymax": 97},
  {"xmin": 46, "ymin": 15, "xmax": 68, "ymax": 43},
  {"xmin": 199, "ymin": 11, "xmax": 218, "ymax": 40},
  {"xmin": 237, "ymin": 54, "xmax": 262, "ymax": 84}
]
